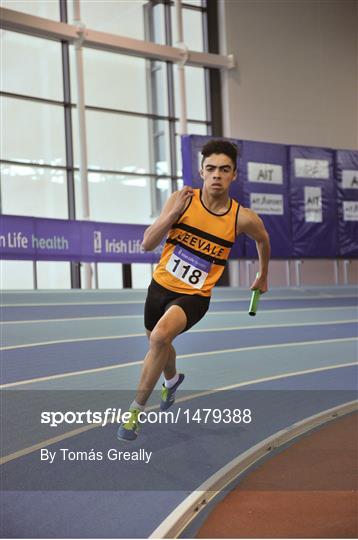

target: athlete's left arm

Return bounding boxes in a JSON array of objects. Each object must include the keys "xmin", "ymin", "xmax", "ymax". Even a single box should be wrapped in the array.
[{"xmin": 237, "ymin": 207, "xmax": 270, "ymax": 293}]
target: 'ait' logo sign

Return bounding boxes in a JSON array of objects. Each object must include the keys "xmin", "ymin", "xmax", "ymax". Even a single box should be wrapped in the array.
[{"xmin": 304, "ymin": 187, "xmax": 322, "ymax": 223}]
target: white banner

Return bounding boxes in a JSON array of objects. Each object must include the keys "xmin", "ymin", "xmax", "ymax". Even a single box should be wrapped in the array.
[
  {"xmin": 247, "ymin": 162, "xmax": 283, "ymax": 184},
  {"xmin": 342, "ymin": 170, "xmax": 358, "ymax": 189},
  {"xmin": 343, "ymin": 201, "xmax": 358, "ymax": 221},
  {"xmin": 295, "ymin": 158, "xmax": 329, "ymax": 179},
  {"xmin": 250, "ymin": 193, "xmax": 284, "ymax": 215},
  {"xmin": 304, "ymin": 186, "xmax": 322, "ymax": 222}
]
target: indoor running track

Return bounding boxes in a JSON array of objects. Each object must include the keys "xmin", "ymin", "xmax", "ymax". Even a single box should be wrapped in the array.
[{"xmin": 0, "ymin": 286, "xmax": 357, "ymax": 538}]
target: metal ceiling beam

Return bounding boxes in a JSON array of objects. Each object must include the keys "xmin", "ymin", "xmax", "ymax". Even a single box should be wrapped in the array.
[
  {"xmin": 0, "ymin": 7, "xmax": 76, "ymax": 41},
  {"xmin": 0, "ymin": 7, "xmax": 235, "ymax": 70}
]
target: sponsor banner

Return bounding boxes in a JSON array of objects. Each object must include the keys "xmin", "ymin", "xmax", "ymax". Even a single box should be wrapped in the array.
[
  {"xmin": 250, "ymin": 193, "xmax": 284, "ymax": 215},
  {"xmin": 304, "ymin": 186, "xmax": 322, "ymax": 223},
  {"xmin": 240, "ymin": 140, "xmax": 291, "ymax": 257},
  {"xmin": 336, "ymin": 150, "xmax": 358, "ymax": 256},
  {"xmin": 342, "ymin": 170, "xmax": 358, "ymax": 190},
  {"xmin": 247, "ymin": 162, "xmax": 283, "ymax": 184},
  {"xmin": 294, "ymin": 158, "xmax": 329, "ymax": 179},
  {"xmin": 290, "ymin": 146, "xmax": 337, "ymax": 257},
  {"xmin": 0, "ymin": 215, "xmax": 162, "ymax": 263},
  {"xmin": 343, "ymin": 201, "xmax": 358, "ymax": 221}
]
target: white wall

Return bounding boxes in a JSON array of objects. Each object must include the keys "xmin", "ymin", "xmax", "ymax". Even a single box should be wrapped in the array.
[{"xmin": 220, "ymin": 0, "xmax": 358, "ymax": 150}]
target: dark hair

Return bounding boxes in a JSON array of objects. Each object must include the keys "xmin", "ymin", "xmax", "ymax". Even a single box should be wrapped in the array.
[{"xmin": 201, "ymin": 139, "xmax": 238, "ymax": 170}]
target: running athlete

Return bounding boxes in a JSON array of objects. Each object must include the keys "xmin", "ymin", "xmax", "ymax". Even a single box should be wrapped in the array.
[{"xmin": 117, "ymin": 139, "xmax": 270, "ymax": 440}]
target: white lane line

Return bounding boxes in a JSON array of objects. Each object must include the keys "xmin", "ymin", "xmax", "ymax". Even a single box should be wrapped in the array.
[
  {"xmin": 0, "ymin": 314, "xmax": 142, "ymax": 325},
  {"xmin": 1, "ymin": 300, "xmax": 145, "ymax": 307},
  {"xmin": 1, "ymin": 319, "xmax": 357, "ymax": 351},
  {"xmin": 1, "ymin": 361, "xmax": 356, "ymax": 466},
  {"xmin": 1, "ymin": 337, "xmax": 357, "ymax": 389},
  {"xmin": 1, "ymin": 305, "xmax": 357, "ymax": 325},
  {"xmin": 2, "ymin": 286, "xmax": 355, "ymax": 295},
  {"xmin": 1, "ymin": 293, "xmax": 356, "ymax": 308}
]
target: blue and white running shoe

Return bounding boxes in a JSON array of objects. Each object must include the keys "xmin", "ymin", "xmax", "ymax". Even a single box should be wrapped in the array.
[{"xmin": 160, "ymin": 373, "xmax": 185, "ymax": 411}]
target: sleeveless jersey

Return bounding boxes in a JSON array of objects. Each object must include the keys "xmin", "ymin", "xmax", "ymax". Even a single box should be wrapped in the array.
[{"xmin": 153, "ymin": 189, "xmax": 240, "ymax": 297}]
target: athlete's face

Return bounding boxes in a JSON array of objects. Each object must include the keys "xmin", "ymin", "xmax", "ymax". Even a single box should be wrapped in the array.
[{"xmin": 200, "ymin": 153, "xmax": 237, "ymax": 195}]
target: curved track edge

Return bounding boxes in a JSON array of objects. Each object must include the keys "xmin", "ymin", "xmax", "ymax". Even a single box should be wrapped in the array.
[{"xmin": 149, "ymin": 400, "xmax": 358, "ymax": 539}]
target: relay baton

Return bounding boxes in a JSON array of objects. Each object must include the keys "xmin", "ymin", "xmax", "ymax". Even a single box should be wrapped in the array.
[{"xmin": 249, "ymin": 273, "xmax": 261, "ymax": 316}]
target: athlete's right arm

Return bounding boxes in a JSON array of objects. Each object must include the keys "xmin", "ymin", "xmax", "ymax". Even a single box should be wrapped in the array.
[{"xmin": 141, "ymin": 186, "xmax": 194, "ymax": 251}]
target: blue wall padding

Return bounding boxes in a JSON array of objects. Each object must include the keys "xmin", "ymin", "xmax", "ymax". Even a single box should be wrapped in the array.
[
  {"xmin": 335, "ymin": 150, "xmax": 358, "ymax": 257},
  {"xmin": 238, "ymin": 140, "xmax": 292, "ymax": 258},
  {"xmin": 181, "ymin": 135, "xmax": 357, "ymax": 260},
  {"xmin": 288, "ymin": 146, "xmax": 337, "ymax": 257}
]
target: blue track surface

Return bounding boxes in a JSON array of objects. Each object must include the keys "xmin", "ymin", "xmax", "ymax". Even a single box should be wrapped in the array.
[
  {"xmin": 1, "ymin": 322, "xmax": 356, "ymax": 385},
  {"xmin": 2, "ymin": 296, "xmax": 357, "ymax": 321},
  {"xmin": 0, "ymin": 286, "xmax": 357, "ymax": 538},
  {"xmin": 1, "ymin": 367, "xmax": 356, "ymax": 538}
]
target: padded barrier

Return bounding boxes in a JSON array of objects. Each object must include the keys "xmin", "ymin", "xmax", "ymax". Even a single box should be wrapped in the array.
[
  {"xmin": 239, "ymin": 140, "xmax": 292, "ymax": 258},
  {"xmin": 1, "ymin": 140, "xmax": 357, "ymax": 262},
  {"xmin": 336, "ymin": 150, "xmax": 358, "ymax": 257},
  {"xmin": 182, "ymin": 135, "xmax": 357, "ymax": 260},
  {"xmin": 0, "ymin": 215, "xmax": 162, "ymax": 263},
  {"xmin": 289, "ymin": 146, "xmax": 337, "ymax": 258}
]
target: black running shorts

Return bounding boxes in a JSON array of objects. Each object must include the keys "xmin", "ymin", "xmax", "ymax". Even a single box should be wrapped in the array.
[{"xmin": 144, "ymin": 279, "xmax": 210, "ymax": 333}]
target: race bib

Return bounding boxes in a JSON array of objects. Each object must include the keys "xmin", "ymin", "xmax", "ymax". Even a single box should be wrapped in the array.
[{"xmin": 166, "ymin": 245, "xmax": 211, "ymax": 289}]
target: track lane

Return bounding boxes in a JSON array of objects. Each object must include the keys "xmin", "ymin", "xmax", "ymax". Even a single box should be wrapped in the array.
[
  {"xmin": 1, "ymin": 323, "xmax": 356, "ymax": 385},
  {"xmin": 1, "ymin": 296, "xmax": 357, "ymax": 321},
  {"xmin": 1, "ymin": 366, "xmax": 356, "ymax": 539},
  {"xmin": 2, "ymin": 307, "xmax": 357, "ymax": 347},
  {"xmin": 1, "ymin": 286, "xmax": 356, "ymax": 305}
]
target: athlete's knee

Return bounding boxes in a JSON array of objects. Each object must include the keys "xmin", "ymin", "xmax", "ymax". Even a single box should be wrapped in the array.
[{"xmin": 149, "ymin": 327, "xmax": 172, "ymax": 349}]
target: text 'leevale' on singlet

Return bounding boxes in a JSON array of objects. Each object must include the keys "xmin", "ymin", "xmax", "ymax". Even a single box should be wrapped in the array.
[{"xmin": 153, "ymin": 189, "xmax": 240, "ymax": 297}]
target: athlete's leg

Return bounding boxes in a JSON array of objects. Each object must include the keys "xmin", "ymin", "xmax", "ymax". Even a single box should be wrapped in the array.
[
  {"xmin": 163, "ymin": 344, "xmax": 177, "ymax": 379},
  {"xmin": 145, "ymin": 329, "xmax": 178, "ymax": 386},
  {"xmin": 135, "ymin": 304, "xmax": 187, "ymax": 406}
]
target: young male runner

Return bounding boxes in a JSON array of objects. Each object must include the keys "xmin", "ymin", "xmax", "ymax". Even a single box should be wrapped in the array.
[{"xmin": 117, "ymin": 139, "xmax": 270, "ymax": 440}]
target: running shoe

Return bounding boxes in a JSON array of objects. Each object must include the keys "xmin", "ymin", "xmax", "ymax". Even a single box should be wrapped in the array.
[
  {"xmin": 117, "ymin": 408, "xmax": 141, "ymax": 441},
  {"xmin": 160, "ymin": 373, "xmax": 185, "ymax": 411}
]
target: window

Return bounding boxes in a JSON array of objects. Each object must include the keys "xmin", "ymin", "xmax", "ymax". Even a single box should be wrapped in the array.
[
  {"xmin": 175, "ymin": 121, "xmax": 208, "ymax": 177},
  {"xmin": 171, "ymin": 5, "xmax": 204, "ymax": 51},
  {"xmin": 173, "ymin": 65, "xmax": 207, "ymax": 121},
  {"xmin": 2, "ymin": 97, "xmax": 66, "ymax": 166},
  {"xmin": 37, "ymin": 261, "xmax": 71, "ymax": 288},
  {"xmin": 70, "ymin": 48, "xmax": 153, "ymax": 114},
  {"xmin": 0, "ymin": 0, "xmax": 214, "ymax": 289},
  {"xmin": 1, "ymin": 31, "xmax": 63, "ymax": 100},
  {"xmin": 1, "ymin": 163, "xmax": 68, "ymax": 218},
  {"xmin": 67, "ymin": 0, "xmax": 148, "ymax": 40},
  {"xmin": 94, "ymin": 263, "xmax": 123, "ymax": 289},
  {"xmin": 1, "ymin": 0, "xmax": 60, "ymax": 20},
  {"xmin": 0, "ymin": 260, "xmax": 34, "ymax": 289},
  {"xmin": 75, "ymin": 172, "xmax": 160, "ymax": 224},
  {"xmin": 73, "ymin": 111, "xmax": 153, "ymax": 173}
]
